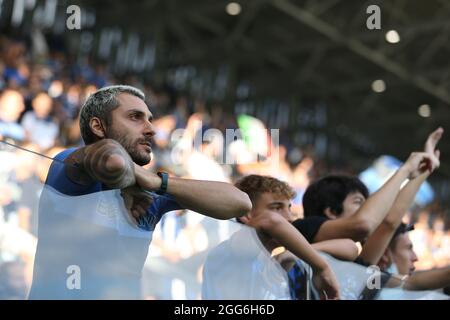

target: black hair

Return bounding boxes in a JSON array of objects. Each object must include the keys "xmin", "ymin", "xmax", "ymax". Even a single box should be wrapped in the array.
[
  {"xmin": 302, "ymin": 175, "xmax": 369, "ymax": 218},
  {"xmin": 389, "ymin": 222, "xmax": 415, "ymax": 249}
]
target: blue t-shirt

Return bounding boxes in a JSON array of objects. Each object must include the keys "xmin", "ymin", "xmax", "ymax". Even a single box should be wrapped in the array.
[
  {"xmin": 29, "ymin": 148, "xmax": 182, "ymax": 299},
  {"xmin": 0, "ymin": 120, "xmax": 25, "ymax": 141}
]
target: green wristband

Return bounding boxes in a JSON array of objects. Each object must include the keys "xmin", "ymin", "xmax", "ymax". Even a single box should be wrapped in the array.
[{"xmin": 156, "ymin": 171, "xmax": 168, "ymax": 194}]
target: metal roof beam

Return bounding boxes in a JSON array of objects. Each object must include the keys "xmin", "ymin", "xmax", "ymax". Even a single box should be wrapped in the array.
[{"xmin": 271, "ymin": 0, "xmax": 450, "ymax": 104}]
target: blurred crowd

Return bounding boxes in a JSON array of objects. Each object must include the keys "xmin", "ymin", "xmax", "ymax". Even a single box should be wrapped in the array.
[{"xmin": 0, "ymin": 34, "xmax": 448, "ymax": 299}]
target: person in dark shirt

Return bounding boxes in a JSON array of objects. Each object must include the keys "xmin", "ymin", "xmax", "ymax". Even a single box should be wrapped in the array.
[
  {"xmin": 292, "ymin": 129, "xmax": 443, "ymax": 299},
  {"xmin": 293, "ymin": 128, "xmax": 441, "ymax": 246}
]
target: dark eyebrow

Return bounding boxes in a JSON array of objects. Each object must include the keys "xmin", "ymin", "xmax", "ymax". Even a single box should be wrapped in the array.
[
  {"xmin": 128, "ymin": 109, "xmax": 153, "ymax": 121},
  {"xmin": 269, "ymin": 202, "xmax": 285, "ymax": 206}
]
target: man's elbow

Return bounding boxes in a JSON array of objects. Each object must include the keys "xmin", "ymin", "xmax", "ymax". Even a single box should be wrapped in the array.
[
  {"xmin": 341, "ymin": 239, "xmax": 360, "ymax": 261},
  {"xmin": 381, "ymin": 218, "xmax": 399, "ymax": 231},
  {"xmin": 105, "ymin": 153, "xmax": 127, "ymax": 172},
  {"xmin": 234, "ymin": 191, "xmax": 252, "ymax": 217},
  {"xmin": 213, "ymin": 190, "xmax": 252, "ymax": 220},
  {"xmin": 351, "ymin": 219, "xmax": 372, "ymax": 242}
]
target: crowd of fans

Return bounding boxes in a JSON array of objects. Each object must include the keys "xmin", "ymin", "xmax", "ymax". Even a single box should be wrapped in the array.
[{"xmin": 0, "ymin": 34, "xmax": 448, "ymax": 299}]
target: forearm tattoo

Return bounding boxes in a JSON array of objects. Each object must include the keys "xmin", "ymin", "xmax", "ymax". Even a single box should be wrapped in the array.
[{"xmin": 81, "ymin": 139, "xmax": 136, "ymax": 189}]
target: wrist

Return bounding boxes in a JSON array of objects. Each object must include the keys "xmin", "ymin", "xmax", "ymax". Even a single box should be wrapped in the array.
[
  {"xmin": 397, "ymin": 165, "xmax": 411, "ymax": 179},
  {"xmin": 134, "ymin": 165, "xmax": 161, "ymax": 191},
  {"xmin": 156, "ymin": 171, "xmax": 169, "ymax": 194},
  {"xmin": 311, "ymin": 257, "xmax": 329, "ymax": 273},
  {"xmin": 392, "ymin": 274, "xmax": 409, "ymax": 289}
]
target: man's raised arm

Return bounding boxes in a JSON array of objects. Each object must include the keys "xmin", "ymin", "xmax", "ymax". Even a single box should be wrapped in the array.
[
  {"xmin": 134, "ymin": 165, "xmax": 252, "ymax": 220},
  {"xmin": 315, "ymin": 151, "xmax": 440, "ymax": 242},
  {"xmin": 385, "ymin": 266, "xmax": 450, "ymax": 291},
  {"xmin": 359, "ymin": 128, "xmax": 442, "ymax": 265}
]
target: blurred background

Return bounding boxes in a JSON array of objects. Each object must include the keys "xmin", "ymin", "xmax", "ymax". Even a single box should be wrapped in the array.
[{"xmin": 0, "ymin": 0, "xmax": 448, "ymax": 299}]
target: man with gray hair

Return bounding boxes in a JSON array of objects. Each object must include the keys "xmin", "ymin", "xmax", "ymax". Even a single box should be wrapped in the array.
[{"xmin": 28, "ymin": 85, "xmax": 252, "ymax": 299}]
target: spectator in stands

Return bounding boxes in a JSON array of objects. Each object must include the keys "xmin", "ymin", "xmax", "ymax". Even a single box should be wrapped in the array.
[
  {"xmin": 291, "ymin": 129, "xmax": 443, "ymax": 298},
  {"xmin": 28, "ymin": 85, "xmax": 252, "ymax": 299},
  {"xmin": 0, "ymin": 260, "xmax": 28, "ymax": 300},
  {"xmin": 202, "ymin": 174, "xmax": 343, "ymax": 300},
  {"xmin": 358, "ymin": 128, "xmax": 443, "ymax": 266},
  {"xmin": 293, "ymin": 150, "xmax": 439, "ymax": 244},
  {"xmin": 21, "ymin": 92, "xmax": 60, "ymax": 150},
  {"xmin": 0, "ymin": 89, "xmax": 26, "ymax": 142},
  {"xmin": 377, "ymin": 223, "xmax": 450, "ymax": 292}
]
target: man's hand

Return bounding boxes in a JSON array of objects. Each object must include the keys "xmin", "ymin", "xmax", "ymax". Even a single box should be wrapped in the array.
[
  {"xmin": 401, "ymin": 152, "xmax": 440, "ymax": 180},
  {"xmin": 312, "ymin": 264, "xmax": 340, "ymax": 300},
  {"xmin": 65, "ymin": 139, "xmax": 136, "ymax": 189},
  {"xmin": 120, "ymin": 185, "xmax": 154, "ymax": 224},
  {"xmin": 134, "ymin": 164, "xmax": 162, "ymax": 191},
  {"xmin": 424, "ymin": 127, "xmax": 443, "ymax": 156},
  {"xmin": 84, "ymin": 139, "xmax": 136, "ymax": 189},
  {"xmin": 400, "ymin": 127, "xmax": 444, "ymax": 180}
]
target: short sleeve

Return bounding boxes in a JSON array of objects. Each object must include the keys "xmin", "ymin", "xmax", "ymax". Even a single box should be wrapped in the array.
[
  {"xmin": 45, "ymin": 148, "xmax": 100, "ymax": 196},
  {"xmin": 353, "ymin": 256, "xmax": 371, "ymax": 267},
  {"xmin": 153, "ymin": 193, "xmax": 183, "ymax": 216},
  {"xmin": 292, "ymin": 216, "xmax": 329, "ymax": 243},
  {"xmin": 137, "ymin": 192, "xmax": 183, "ymax": 231}
]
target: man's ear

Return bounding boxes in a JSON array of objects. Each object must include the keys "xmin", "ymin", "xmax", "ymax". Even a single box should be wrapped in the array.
[
  {"xmin": 324, "ymin": 207, "xmax": 338, "ymax": 220},
  {"xmin": 239, "ymin": 213, "xmax": 251, "ymax": 225},
  {"xmin": 238, "ymin": 216, "xmax": 248, "ymax": 225},
  {"xmin": 378, "ymin": 249, "xmax": 393, "ymax": 270},
  {"xmin": 89, "ymin": 117, "xmax": 105, "ymax": 139}
]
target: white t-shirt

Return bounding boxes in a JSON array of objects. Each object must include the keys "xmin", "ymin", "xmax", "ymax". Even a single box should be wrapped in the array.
[{"xmin": 201, "ymin": 226, "xmax": 291, "ymax": 300}]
